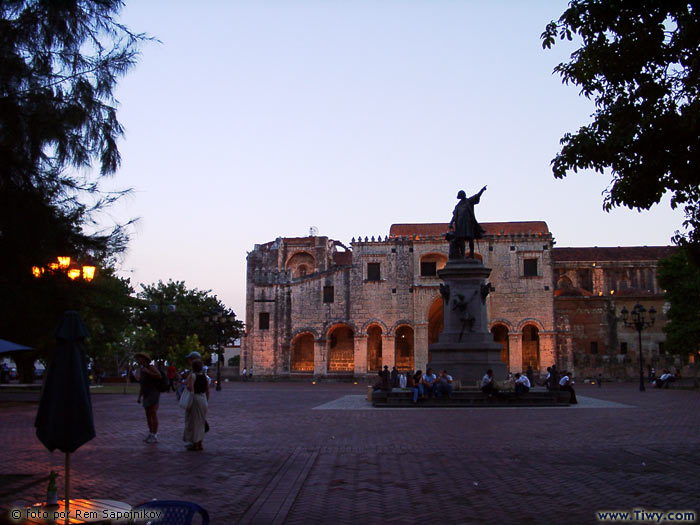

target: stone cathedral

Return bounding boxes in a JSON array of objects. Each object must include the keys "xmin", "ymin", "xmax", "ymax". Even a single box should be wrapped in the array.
[{"xmin": 241, "ymin": 222, "xmax": 673, "ymax": 379}]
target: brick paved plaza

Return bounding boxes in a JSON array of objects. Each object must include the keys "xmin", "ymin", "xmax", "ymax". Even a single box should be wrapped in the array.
[{"xmin": 1, "ymin": 382, "xmax": 699, "ymax": 524}]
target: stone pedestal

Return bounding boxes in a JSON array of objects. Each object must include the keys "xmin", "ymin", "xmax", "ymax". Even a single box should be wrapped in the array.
[{"xmin": 429, "ymin": 258, "xmax": 507, "ymax": 384}]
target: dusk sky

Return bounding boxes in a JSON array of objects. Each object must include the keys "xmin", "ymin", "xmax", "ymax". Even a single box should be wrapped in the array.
[{"xmin": 101, "ymin": 0, "xmax": 685, "ymax": 321}]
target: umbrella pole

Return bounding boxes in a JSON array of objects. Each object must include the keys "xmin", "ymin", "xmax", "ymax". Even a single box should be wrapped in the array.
[{"xmin": 65, "ymin": 452, "xmax": 70, "ymax": 525}]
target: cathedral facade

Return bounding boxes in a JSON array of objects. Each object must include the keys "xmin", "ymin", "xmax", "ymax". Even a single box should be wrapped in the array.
[{"xmin": 241, "ymin": 222, "xmax": 672, "ymax": 379}]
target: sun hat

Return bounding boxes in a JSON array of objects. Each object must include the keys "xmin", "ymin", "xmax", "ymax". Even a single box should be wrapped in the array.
[
  {"xmin": 134, "ymin": 352, "xmax": 152, "ymax": 362},
  {"xmin": 185, "ymin": 351, "xmax": 201, "ymax": 359}
]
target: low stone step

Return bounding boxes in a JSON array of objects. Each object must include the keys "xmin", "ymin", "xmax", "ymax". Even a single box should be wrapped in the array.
[{"xmin": 372, "ymin": 390, "xmax": 571, "ymax": 408}]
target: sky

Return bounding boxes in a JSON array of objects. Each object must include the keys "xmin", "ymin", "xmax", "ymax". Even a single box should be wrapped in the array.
[{"xmin": 102, "ymin": 0, "xmax": 686, "ymax": 321}]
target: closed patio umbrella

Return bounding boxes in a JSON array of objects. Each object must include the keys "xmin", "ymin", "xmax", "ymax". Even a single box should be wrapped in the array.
[
  {"xmin": 35, "ymin": 311, "xmax": 95, "ymax": 524},
  {"xmin": 0, "ymin": 339, "xmax": 33, "ymax": 353}
]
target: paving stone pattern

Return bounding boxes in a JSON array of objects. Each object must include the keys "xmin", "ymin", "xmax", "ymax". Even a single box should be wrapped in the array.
[{"xmin": 1, "ymin": 383, "xmax": 699, "ymax": 524}]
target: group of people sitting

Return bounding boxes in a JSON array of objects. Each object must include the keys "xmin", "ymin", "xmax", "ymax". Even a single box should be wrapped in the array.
[
  {"xmin": 373, "ymin": 366, "xmax": 453, "ymax": 403},
  {"xmin": 374, "ymin": 365, "xmax": 578, "ymax": 405},
  {"xmin": 653, "ymin": 369, "xmax": 678, "ymax": 389},
  {"xmin": 480, "ymin": 366, "xmax": 578, "ymax": 404}
]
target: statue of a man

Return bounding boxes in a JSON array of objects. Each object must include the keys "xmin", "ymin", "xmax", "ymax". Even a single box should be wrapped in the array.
[{"xmin": 448, "ymin": 186, "xmax": 487, "ymax": 259}]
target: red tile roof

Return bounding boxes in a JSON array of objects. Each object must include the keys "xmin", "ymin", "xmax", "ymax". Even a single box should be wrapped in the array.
[
  {"xmin": 553, "ymin": 246, "xmax": 676, "ymax": 262},
  {"xmin": 389, "ymin": 221, "xmax": 550, "ymax": 237}
]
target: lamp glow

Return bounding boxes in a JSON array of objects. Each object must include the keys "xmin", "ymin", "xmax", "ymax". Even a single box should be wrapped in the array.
[
  {"xmin": 57, "ymin": 256, "xmax": 71, "ymax": 268},
  {"xmin": 82, "ymin": 265, "xmax": 96, "ymax": 282},
  {"xmin": 67, "ymin": 268, "xmax": 81, "ymax": 280}
]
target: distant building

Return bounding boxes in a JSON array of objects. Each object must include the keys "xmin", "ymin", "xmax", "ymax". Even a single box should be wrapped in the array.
[{"xmin": 241, "ymin": 223, "xmax": 674, "ymax": 379}]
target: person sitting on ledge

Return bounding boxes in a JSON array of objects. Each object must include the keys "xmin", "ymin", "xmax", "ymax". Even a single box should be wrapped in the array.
[
  {"xmin": 559, "ymin": 371, "xmax": 578, "ymax": 404},
  {"xmin": 514, "ymin": 372, "xmax": 530, "ymax": 395},
  {"xmin": 421, "ymin": 368, "xmax": 438, "ymax": 398},
  {"xmin": 410, "ymin": 369, "xmax": 423, "ymax": 404},
  {"xmin": 655, "ymin": 369, "xmax": 676, "ymax": 389},
  {"xmin": 481, "ymin": 369, "xmax": 498, "ymax": 397},
  {"xmin": 435, "ymin": 370, "xmax": 454, "ymax": 399}
]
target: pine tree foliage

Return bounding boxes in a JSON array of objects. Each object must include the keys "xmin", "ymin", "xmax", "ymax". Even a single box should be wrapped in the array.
[{"xmin": 0, "ymin": 1, "xmax": 149, "ymax": 357}]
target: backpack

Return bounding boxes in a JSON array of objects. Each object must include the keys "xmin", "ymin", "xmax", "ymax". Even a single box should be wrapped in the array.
[{"xmin": 156, "ymin": 367, "xmax": 170, "ymax": 392}]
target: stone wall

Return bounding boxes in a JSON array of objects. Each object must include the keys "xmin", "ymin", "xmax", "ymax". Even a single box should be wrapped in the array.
[{"xmin": 242, "ymin": 222, "xmax": 561, "ymax": 378}]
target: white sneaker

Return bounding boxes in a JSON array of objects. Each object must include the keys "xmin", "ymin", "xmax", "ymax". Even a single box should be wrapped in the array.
[{"xmin": 144, "ymin": 433, "xmax": 155, "ymax": 443}]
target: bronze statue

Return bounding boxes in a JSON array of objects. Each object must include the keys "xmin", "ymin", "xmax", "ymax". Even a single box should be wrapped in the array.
[
  {"xmin": 452, "ymin": 292, "xmax": 476, "ymax": 341},
  {"xmin": 448, "ymin": 186, "xmax": 487, "ymax": 259}
]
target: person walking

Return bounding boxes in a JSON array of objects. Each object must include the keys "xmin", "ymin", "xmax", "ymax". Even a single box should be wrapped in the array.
[
  {"xmin": 135, "ymin": 352, "xmax": 161, "ymax": 443},
  {"xmin": 184, "ymin": 359, "xmax": 209, "ymax": 451}
]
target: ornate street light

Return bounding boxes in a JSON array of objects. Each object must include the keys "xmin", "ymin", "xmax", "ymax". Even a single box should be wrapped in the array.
[
  {"xmin": 32, "ymin": 256, "xmax": 97, "ymax": 282},
  {"xmin": 149, "ymin": 301, "xmax": 176, "ymax": 360},
  {"xmin": 204, "ymin": 311, "xmax": 236, "ymax": 392},
  {"xmin": 620, "ymin": 303, "xmax": 656, "ymax": 392}
]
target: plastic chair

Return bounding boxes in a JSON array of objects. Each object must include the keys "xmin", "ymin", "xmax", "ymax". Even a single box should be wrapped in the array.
[{"xmin": 131, "ymin": 500, "xmax": 210, "ymax": 525}]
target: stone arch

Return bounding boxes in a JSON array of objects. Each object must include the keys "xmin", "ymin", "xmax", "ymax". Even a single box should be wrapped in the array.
[
  {"xmin": 291, "ymin": 327, "xmax": 320, "ymax": 341},
  {"xmin": 323, "ymin": 319, "xmax": 359, "ymax": 337},
  {"xmin": 394, "ymin": 325, "xmax": 415, "ymax": 371},
  {"xmin": 516, "ymin": 318, "xmax": 546, "ymax": 332},
  {"xmin": 491, "ymin": 323, "xmax": 510, "ymax": 368},
  {"xmin": 286, "ymin": 251, "xmax": 316, "ymax": 278},
  {"xmin": 489, "ymin": 319, "xmax": 515, "ymax": 332},
  {"xmin": 366, "ymin": 324, "xmax": 383, "ymax": 372},
  {"xmin": 389, "ymin": 319, "xmax": 414, "ymax": 336},
  {"xmin": 290, "ymin": 332, "xmax": 315, "ymax": 372},
  {"xmin": 521, "ymin": 324, "xmax": 540, "ymax": 372},
  {"xmin": 361, "ymin": 318, "xmax": 389, "ymax": 335},
  {"xmin": 327, "ymin": 324, "xmax": 354, "ymax": 373}
]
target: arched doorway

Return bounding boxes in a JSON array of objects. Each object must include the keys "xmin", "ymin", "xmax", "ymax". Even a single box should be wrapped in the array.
[
  {"xmin": 328, "ymin": 325, "xmax": 354, "ymax": 372},
  {"xmin": 522, "ymin": 325, "xmax": 540, "ymax": 371},
  {"xmin": 491, "ymin": 324, "xmax": 509, "ymax": 368},
  {"xmin": 291, "ymin": 333, "xmax": 314, "ymax": 372},
  {"xmin": 367, "ymin": 325, "xmax": 382, "ymax": 372},
  {"xmin": 427, "ymin": 298, "xmax": 443, "ymax": 365},
  {"xmin": 395, "ymin": 326, "xmax": 414, "ymax": 371}
]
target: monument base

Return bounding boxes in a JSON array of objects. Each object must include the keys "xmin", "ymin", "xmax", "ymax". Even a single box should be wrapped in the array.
[{"xmin": 429, "ymin": 346, "xmax": 508, "ymax": 386}]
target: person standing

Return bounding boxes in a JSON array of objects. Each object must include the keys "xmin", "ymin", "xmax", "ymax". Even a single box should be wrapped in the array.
[
  {"xmin": 390, "ymin": 366, "xmax": 399, "ymax": 388},
  {"xmin": 184, "ymin": 359, "xmax": 209, "ymax": 451},
  {"xmin": 135, "ymin": 352, "xmax": 161, "ymax": 443},
  {"xmin": 559, "ymin": 371, "xmax": 578, "ymax": 404},
  {"xmin": 167, "ymin": 363, "xmax": 178, "ymax": 392},
  {"xmin": 380, "ymin": 365, "xmax": 391, "ymax": 392}
]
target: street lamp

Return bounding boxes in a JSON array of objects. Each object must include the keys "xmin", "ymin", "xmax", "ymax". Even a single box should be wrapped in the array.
[
  {"xmin": 149, "ymin": 301, "xmax": 176, "ymax": 360},
  {"xmin": 204, "ymin": 311, "xmax": 236, "ymax": 392},
  {"xmin": 32, "ymin": 256, "xmax": 96, "ymax": 282},
  {"xmin": 620, "ymin": 303, "xmax": 656, "ymax": 392}
]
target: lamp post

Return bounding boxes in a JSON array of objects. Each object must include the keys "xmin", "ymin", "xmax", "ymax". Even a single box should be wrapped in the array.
[
  {"xmin": 620, "ymin": 303, "xmax": 656, "ymax": 392},
  {"xmin": 149, "ymin": 301, "xmax": 176, "ymax": 360},
  {"xmin": 204, "ymin": 311, "xmax": 236, "ymax": 392},
  {"xmin": 33, "ymin": 256, "xmax": 96, "ymax": 282}
]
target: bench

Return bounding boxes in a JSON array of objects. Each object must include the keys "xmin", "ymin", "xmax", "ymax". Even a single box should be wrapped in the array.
[{"xmin": 371, "ymin": 388, "xmax": 571, "ymax": 408}]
